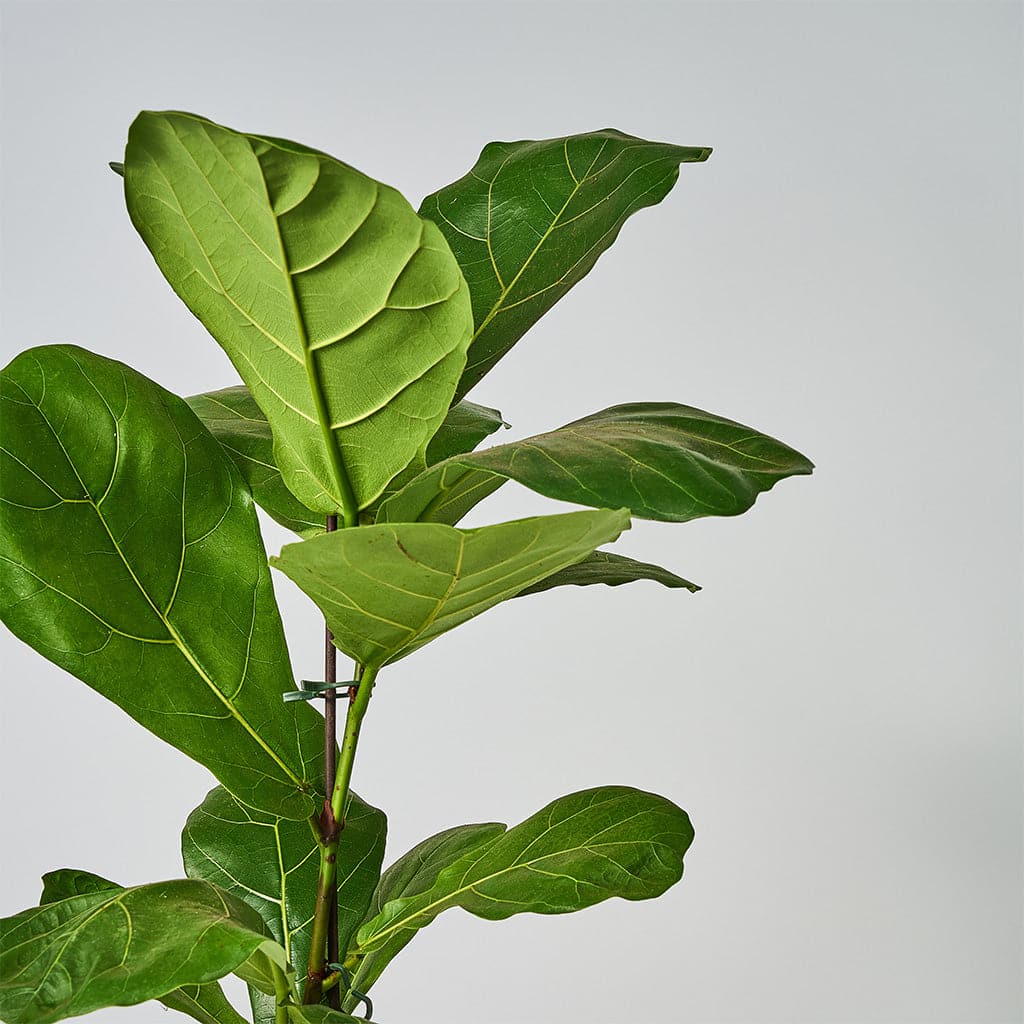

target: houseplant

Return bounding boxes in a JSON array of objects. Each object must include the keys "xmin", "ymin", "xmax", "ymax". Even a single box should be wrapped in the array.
[{"xmin": 0, "ymin": 110, "xmax": 813, "ymax": 1023}]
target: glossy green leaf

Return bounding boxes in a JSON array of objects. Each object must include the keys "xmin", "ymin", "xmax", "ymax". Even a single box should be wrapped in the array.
[
  {"xmin": 271, "ymin": 508, "xmax": 630, "ymax": 669},
  {"xmin": 347, "ymin": 787, "xmax": 693, "ymax": 1002},
  {"xmin": 0, "ymin": 345, "xmax": 321, "ymax": 819},
  {"xmin": 420, "ymin": 131, "xmax": 710, "ymax": 398},
  {"xmin": 516, "ymin": 549, "xmax": 700, "ymax": 598},
  {"xmin": 0, "ymin": 879, "xmax": 277, "ymax": 1024},
  {"xmin": 187, "ymin": 387, "xmax": 324, "ymax": 536},
  {"xmin": 343, "ymin": 823, "xmax": 504, "ymax": 1003},
  {"xmin": 186, "ymin": 386, "xmax": 507, "ymax": 535},
  {"xmin": 39, "ymin": 869, "xmax": 249, "ymax": 1024},
  {"xmin": 378, "ymin": 402, "xmax": 814, "ymax": 526},
  {"xmin": 124, "ymin": 110, "xmax": 473, "ymax": 518},
  {"xmin": 182, "ymin": 785, "xmax": 386, "ymax": 990}
]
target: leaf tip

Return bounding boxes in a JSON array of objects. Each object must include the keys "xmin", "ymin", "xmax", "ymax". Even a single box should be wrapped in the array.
[{"xmin": 108, "ymin": 161, "xmax": 124, "ymax": 177}]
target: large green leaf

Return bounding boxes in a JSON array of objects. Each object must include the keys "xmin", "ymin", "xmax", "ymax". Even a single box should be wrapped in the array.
[
  {"xmin": 378, "ymin": 402, "xmax": 814, "ymax": 525},
  {"xmin": 343, "ymin": 823, "xmax": 504, "ymax": 1003},
  {"xmin": 346, "ymin": 787, "xmax": 693, "ymax": 1004},
  {"xmin": 39, "ymin": 870, "xmax": 248, "ymax": 1024},
  {"xmin": 0, "ymin": 345, "xmax": 321, "ymax": 819},
  {"xmin": 124, "ymin": 110, "xmax": 473, "ymax": 518},
  {"xmin": 515, "ymin": 549, "xmax": 700, "ymax": 598},
  {"xmin": 0, "ymin": 879, "xmax": 279, "ymax": 1024},
  {"xmin": 271, "ymin": 508, "xmax": 630, "ymax": 669},
  {"xmin": 181, "ymin": 785, "xmax": 386, "ymax": 992},
  {"xmin": 420, "ymin": 131, "xmax": 710, "ymax": 398},
  {"xmin": 186, "ymin": 386, "xmax": 506, "ymax": 535}
]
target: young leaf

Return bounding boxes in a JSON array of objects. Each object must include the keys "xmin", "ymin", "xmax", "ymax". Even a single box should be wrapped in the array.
[
  {"xmin": 0, "ymin": 880, "xmax": 277, "ymax": 1024},
  {"xmin": 124, "ymin": 110, "xmax": 474, "ymax": 519},
  {"xmin": 378, "ymin": 402, "xmax": 814, "ymax": 525},
  {"xmin": 39, "ymin": 872, "xmax": 251, "ymax": 1024},
  {"xmin": 424, "ymin": 399, "xmax": 507, "ymax": 465},
  {"xmin": 181, "ymin": 785, "xmax": 386, "ymax": 987},
  {"xmin": 515, "ymin": 549, "xmax": 700, "ymax": 598},
  {"xmin": 343, "ymin": 823, "xmax": 505, "ymax": 1002},
  {"xmin": 0, "ymin": 345, "xmax": 322, "ymax": 819},
  {"xmin": 271, "ymin": 508, "xmax": 630, "ymax": 668},
  {"xmin": 186, "ymin": 387, "xmax": 507, "ymax": 535},
  {"xmin": 420, "ymin": 131, "xmax": 711, "ymax": 398},
  {"xmin": 346, "ymin": 787, "xmax": 693, "ymax": 1004}
]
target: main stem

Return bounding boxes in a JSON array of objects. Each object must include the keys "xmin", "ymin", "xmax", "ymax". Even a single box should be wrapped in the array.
[
  {"xmin": 303, "ymin": 661, "xmax": 378, "ymax": 1004},
  {"xmin": 321, "ymin": 514, "xmax": 340, "ymax": 1009}
]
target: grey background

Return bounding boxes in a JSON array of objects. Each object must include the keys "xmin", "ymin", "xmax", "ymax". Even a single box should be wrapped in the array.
[{"xmin": 1, "ymin": 1, "xmax": 1021, "ymax": 1022}]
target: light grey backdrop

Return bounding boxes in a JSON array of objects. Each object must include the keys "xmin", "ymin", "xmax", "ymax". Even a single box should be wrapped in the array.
[{"xmin": 1, "ymin": 2, "xmax": 1021, "ymax": 1022}]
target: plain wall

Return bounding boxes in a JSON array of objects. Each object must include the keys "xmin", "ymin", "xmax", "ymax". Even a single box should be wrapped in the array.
[{"xmin": 1, "ymin": 2, "xmax": 1021, "ymax": 1022}]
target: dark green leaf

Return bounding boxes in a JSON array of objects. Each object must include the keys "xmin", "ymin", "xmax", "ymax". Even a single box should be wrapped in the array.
[
  {"xmin": 343, "ymin": 823, "xmax": 503, "ymax": 1004},
  {"xmin": 287, "ymin": 1006, "xmax": 369, "ymax": 1024},
  {"xmin": 348, "ymin": 787, "xmax": 693, "ymax": 1001},
  {"xmin": 516, "ymin": 549, "xmax": 700, "ymax": 598},
  {"xmin": 40, "ymin": 869, "xmax": 251, "ymax": 1024},
  {"xmin": 0, "ymin": 879, "xmax": 278, "ymax": 1024},
  {"xmin": 378, "ymin": 402, "xmax": 814, "ymax": 525},
  {"xmin": 0, "ymin": 345, "xmax": 322, "ymax": 819},
  {"xmin": 420, "ymin": 131, "xmax": 710, "ymax": 398},
  {"xmin": 125, "ymin": 110, "xmax": 473, "ymax": 517},
  {"xmin": 182, "ymin": 785, "xmax": 386, "ymax": 987},
  {"xmin": 186, "ymin": 387, "xmax": 324, "ymax": 536},
  {"xmin": 425, "ymin": 400, "xmax": 507, "ymax": 465},
  {"xmin": 271, "ymin": 509, "xmax": 630, "ymax": 669},
  {"xmin": 39, "ymin": 868, "xmax": 120, "ymax": 904}
]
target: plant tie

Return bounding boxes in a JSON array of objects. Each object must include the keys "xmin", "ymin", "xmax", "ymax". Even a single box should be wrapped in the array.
[{"xmin": 283, "ymin": 680, "xmax": 360, "ymax": 703}]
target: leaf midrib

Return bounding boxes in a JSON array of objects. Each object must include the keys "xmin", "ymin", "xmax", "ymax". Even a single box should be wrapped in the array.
[
  {"xmin": 466, "ymin": 141, "xmax": 608, "ymax": 364},
  {"xmin": 250, "ymin": 141, "xmax": 359, "ymax": 523},
  {"xmin": 362, "ymin": 829, "xmax": 678, "ymax": 949}
]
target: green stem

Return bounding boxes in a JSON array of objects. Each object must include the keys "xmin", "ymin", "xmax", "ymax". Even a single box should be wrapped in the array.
[
  {"xmin": 331, "ymin": 664, "xmax": 376, "ymax": 823},
  {"xmin": 272, "ymin": 961, "xmax": 290, "ymax": 1024},
  {"xmin": 302, "ymin": 663, "xmax": 378, "ymax": 1004}
]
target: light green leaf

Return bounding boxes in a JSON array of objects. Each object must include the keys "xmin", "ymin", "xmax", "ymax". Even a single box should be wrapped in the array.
[
  {"xmin": 378, "ymin": 402, "xmax": 814, "ymax": 526},
  {"xmin": 182, "ymin": 785, "xmax": 386, "ymax": 991},
  {"xmin": 187, "ymin": 387, "xmax": 324, "ymax": 536},
  {"xmin": 124, "ymin": 110, "xmax": 473, "ymax": 519},
  {"xmin": 343, "ymin": 823, "xmax": 504, "ymax": 1004},
  {"xmin": 0, "ymin": 879, "xmax": 277, "ymax": 1024},
  {"xmin": 271, "ymin": 508, "xmax": 630, "ymax": 669},
  {"xmin": 0, "ymin": 345, "xmax": 322, "ymax": 819},
  {"xmin": 347, "ymin": 787, "xmax": 693, "ymax": 1003},
  {"xmin": 420, "ymin": 131, "xmax": 710, "ymax": 399},
  {"xmin": 516, "ymin": 549, "xmax": 700, "ymax": 598},
  {"xmin": 186, "ymin": 386, "xmax": 507, "ymax": 535}
]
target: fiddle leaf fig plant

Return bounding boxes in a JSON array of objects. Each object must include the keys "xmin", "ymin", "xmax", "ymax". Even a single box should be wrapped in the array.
[{"xmin": 0, "ymin": 110, "xmax": 813, "ymax": 1024}]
